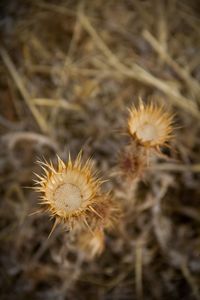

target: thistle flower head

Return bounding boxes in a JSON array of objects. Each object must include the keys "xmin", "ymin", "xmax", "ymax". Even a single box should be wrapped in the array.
[
  {"xmin": 34, "ymin": 152, "xmax": 108, "ymax": 232},
  {"xmin": 128, "ymin": 102, "xmax": 173, "ymax": 148}
]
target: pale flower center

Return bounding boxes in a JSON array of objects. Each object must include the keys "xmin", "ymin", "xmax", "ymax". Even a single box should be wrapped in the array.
[
  {"xmin": 54, "ymin": 183, "xmax": 82, "ymax": 212},
  {"xmin": 137, "ymin": 122, "xmax": 158, "ymax": 142}
]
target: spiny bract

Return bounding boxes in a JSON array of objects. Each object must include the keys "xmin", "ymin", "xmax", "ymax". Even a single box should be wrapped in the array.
[
  {"xmin": 78, "ymin": 229, "xmax": 105, "ymax": 258},
  {"xmin": 128, "ymin": 102, "xmax": 173, "ymax": 148},
  {"xmin": 34, "ymin": 152, "xmax": 110, "ymax": 233},
  {"xmin": 120, "ymin": 143, "xmax": 147, "ymax": 180}
]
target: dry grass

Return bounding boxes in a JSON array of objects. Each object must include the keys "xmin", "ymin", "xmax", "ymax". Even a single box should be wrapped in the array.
[{"xmin": 0, "ymin": 0, "xmax": 200, "ymax": 299}]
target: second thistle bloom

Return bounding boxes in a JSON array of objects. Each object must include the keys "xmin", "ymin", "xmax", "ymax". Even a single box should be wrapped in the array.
[{"xmin": 128, "ymin": 102, "xmax": 173, "ymax": 149}]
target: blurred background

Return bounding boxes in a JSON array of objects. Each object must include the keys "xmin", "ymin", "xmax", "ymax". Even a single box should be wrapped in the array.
[{"xmin": 0, "ymin": 0, "xmax": 200, "ymax": 299}]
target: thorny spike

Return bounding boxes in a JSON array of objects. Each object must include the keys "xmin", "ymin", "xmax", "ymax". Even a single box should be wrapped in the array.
[
  {"xmin": 33, "ymin": 172, "xmax": 45, "ymax": 181},
  {"xmin": 89, "ymin": 205, "xmax": 103, "ymax": 219},
  {"xmin": 41, "ymin": 165, "xmax": 50, "ymax": 177},
  {"xmin": 57, "ymin": 154, "xmax": 65, "ymax": 172},
  {"xmin": 68, "ymin": 152, "xmax": 72, "ymax": 168},
  {"xmin": 83, "ymin": 217, "xmax": 95, "ymax": 237},
  {"xmin": 48, "ymin": 218, "xmax": 59, "ymax": 239},
  {"xmin": 29, "ymin": 209, "xmax": 43, "ymax": 216}
]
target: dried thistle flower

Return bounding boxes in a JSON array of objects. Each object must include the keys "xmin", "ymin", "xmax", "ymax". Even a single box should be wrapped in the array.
[
  {"xmin": 128, "ymin": 102, "xmax": 173, "ymax": 149},
  {"xmin": 34, "ymin": 152, "xmax": 112, "ymax": 234}
]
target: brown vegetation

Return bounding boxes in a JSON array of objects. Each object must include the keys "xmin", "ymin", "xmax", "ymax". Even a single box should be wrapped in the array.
[{"xmin": 0, "ymin": 1, "xmax": 200, "ymax": 299}]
